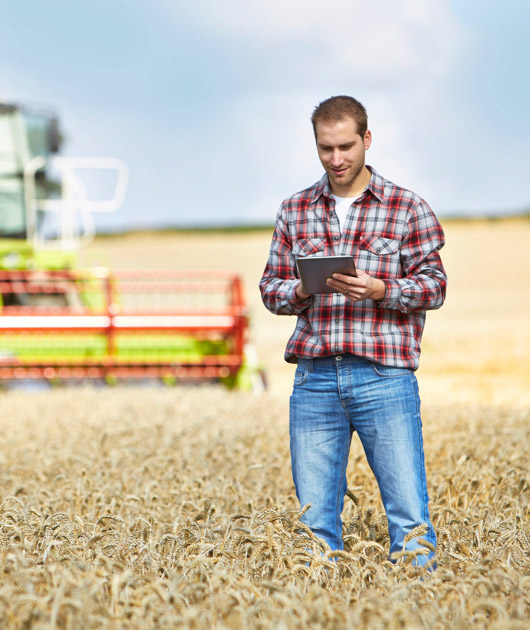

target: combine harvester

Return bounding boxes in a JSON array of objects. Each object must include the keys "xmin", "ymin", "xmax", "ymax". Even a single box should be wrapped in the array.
[{"xmin": 0, "ymin": 102, "xmax": 261, "ymax": 389}]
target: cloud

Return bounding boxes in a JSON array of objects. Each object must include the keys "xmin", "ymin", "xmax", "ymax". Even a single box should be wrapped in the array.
[{"xmin": 177, "ymin": 0, "xmax": 467, "ymax": 85}]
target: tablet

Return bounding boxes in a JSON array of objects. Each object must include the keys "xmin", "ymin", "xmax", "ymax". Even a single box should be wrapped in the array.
[{"xmin": 296, "ymin": 255, "xmax": 357, "ymax": 294}]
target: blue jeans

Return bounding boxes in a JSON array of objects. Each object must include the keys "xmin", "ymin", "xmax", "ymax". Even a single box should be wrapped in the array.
[{"xmin": 289, "ymin": 354, "xmax": 436, "ymax": 567}]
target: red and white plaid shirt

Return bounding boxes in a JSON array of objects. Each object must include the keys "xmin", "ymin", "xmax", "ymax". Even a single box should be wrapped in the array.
[{"xmin": 259, "ymin": 167, "xmax": 447, "ymax": 369}]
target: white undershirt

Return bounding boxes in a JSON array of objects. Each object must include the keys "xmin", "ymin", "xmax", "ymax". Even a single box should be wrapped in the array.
[{"xmin": 332, "ymin": 194, "xmax": 361, "ymax": 232}]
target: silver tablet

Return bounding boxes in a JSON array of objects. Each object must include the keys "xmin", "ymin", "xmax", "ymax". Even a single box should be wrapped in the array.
[{"xmin": 296, "ymin": 255, "xmax": 357, "ymax": 294}]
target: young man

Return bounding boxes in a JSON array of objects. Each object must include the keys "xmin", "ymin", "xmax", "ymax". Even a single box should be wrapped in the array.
[{"xmin": 259, "ymin": 96, "xmax": 447, "ymax": 567}]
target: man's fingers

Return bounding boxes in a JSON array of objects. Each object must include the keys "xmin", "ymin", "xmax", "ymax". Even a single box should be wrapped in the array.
[
  {"xmin": 330, "ymin": 273, "xmax": 367, "ymax": 290},
  {"xmin": 331, "ymin": 272, "xmax": 359, "ymax": 283},
  {"xmin": 326, "ymin": 278, "xmax": 349, "ymax": 291}
]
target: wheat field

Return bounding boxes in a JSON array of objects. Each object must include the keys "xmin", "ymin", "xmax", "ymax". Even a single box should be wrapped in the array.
[{"xmin": 0, "ymin": 219, "xmax": 529, "ymax": 629}]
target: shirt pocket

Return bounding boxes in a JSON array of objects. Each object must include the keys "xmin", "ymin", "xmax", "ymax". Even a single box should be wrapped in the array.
[
  {"xmin": 293, "ymin": 237, "xmax": 327, "ymax": 258},
  {"xmin": 358, "ymin": 235, "xmax": 401, "ymax": 277},
  {"xmin": 359, "ymin": 235, "xmax": 400, "ymax": 256}
]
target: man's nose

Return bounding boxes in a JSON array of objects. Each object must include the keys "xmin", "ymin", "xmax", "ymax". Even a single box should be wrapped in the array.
[{"xmin": 330, "ymin": 150, "xmax": 343, "ymax": 166}]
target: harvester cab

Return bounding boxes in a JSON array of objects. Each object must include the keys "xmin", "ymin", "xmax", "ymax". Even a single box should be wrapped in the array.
[
  {"xmin": 0, "ymin": 102, "xmax": 127, "ymax": 275},
  {"xmin": 0, "ymin": 103, "xmax": 259, "ymax": 389}
]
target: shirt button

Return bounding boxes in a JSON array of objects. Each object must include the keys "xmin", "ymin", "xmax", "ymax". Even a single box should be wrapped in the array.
[
  {"xmin": 335, "ymin": 319, "xmax": 340, "ymax": 323},
  {"xmin": 334, "ymin": 236, "xmax": 340, "ymax": 241}
]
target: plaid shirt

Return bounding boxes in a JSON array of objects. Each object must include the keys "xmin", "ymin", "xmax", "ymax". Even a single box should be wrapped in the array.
[{"xmin": 259, "ymin": 167, "xmax": 447, "ymax": 369}]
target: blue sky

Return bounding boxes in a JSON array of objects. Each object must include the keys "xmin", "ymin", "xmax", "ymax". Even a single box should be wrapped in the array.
[{"xmin": 2, "ymin": 0, "xmax": 529, "ymax": 230}]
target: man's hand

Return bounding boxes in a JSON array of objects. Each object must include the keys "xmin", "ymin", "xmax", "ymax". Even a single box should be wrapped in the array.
[
  {"xmin": 295, "ymin": 281, "xmax": 311, "ymax": 300},
  {"xmin": 326, "ymin": 270, "xmax": 386, "ymax": 302}
]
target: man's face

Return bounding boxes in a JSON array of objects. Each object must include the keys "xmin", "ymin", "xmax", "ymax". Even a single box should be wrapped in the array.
[{"xmin": 315, "ymin": 117, "xmax": 372, "ymax": 196}]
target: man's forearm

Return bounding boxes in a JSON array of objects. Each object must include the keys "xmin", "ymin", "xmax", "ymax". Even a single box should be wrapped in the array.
[{"xmin": 379, "ymin": 271, "xmax": 446, "ymax": 313}]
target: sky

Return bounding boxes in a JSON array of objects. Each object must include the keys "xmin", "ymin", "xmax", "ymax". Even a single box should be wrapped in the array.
[{"xmin": 2, "ymin": 0, "xmax": 530, "ymax": 231}]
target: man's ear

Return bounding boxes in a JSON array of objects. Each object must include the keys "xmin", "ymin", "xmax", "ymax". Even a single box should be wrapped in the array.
[{"xmin": 363, "ymin": 129, "xmax": 372, "ymax": 150}]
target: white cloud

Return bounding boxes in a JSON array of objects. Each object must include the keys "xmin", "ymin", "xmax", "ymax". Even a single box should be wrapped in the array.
[{"xmin": 178, "ymin": 0, "xmax": 467, "ymax": 83}]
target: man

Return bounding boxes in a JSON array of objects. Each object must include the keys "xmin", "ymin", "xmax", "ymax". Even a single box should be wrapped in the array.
[{"xmin": 259, "ymin": 95, "xmax": 447, "ymax": 567}]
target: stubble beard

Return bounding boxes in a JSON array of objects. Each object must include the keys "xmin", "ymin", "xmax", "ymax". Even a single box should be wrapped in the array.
[{"xmin": 328, "ymin": 162, "xmax": 364, "ymax": 194}]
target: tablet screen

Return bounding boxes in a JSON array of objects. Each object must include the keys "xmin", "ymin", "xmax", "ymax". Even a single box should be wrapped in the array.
[{"xmin": 296, "ymin": 255, "xmax": 357, "ymax": 294}]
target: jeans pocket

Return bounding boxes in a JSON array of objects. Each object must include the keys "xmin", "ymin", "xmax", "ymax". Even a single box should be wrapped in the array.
[
  {"xmin": 371, "ymin": 362, "xmax": 409, "ymax": 378},
  {"xmin": 293, "ymin": 366, "xmax": 309, "ymax": 386}
]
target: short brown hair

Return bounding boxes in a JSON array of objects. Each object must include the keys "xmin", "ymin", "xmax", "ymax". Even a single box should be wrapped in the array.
[{"xmin": 311, "ymin": 95, "xmax": 368, "ymax": 138}]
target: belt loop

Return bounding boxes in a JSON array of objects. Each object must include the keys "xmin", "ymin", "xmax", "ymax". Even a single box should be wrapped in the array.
[{"xmin": 299, "ymin": 357, "xmax": 314, "ymax": 373}]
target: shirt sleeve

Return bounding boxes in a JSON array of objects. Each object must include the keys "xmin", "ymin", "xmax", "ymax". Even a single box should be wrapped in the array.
[
  {"xmin": 259, "ymin": 210, "xmax": 313, "ymax": 315},
  {"xmin": 379, "ymin": 199, "xmax": 447, "ymax": 313}
]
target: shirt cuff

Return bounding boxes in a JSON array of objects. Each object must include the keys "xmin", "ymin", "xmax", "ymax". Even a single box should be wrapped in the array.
[
  {"xmin": 288, "ymin": 280, "xmax": 313, "ymax": 313},
  {"xmin": 378, "ymin": 279, "xmax": 402, "ymax": 310}
]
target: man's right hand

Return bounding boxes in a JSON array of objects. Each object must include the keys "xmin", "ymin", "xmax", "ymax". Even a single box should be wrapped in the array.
[{"xmin": 296, "ymin": 281, "xmax": 311, "ymax": 300}]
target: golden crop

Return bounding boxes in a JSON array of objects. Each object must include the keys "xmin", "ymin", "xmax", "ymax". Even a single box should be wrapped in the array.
[{"xmin": 0, "ymin": 387, "xmax": 528, "ymax": 629}]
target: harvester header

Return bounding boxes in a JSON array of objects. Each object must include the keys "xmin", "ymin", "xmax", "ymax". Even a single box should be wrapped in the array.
[{"xmin": 0, "ymin": 102, "xmax": 259, "ymax": 389}]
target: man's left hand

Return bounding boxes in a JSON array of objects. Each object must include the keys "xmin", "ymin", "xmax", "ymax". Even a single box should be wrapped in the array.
[{"xmin": 326, "ymin": 270, "xmax": 386, "ymax": 302}]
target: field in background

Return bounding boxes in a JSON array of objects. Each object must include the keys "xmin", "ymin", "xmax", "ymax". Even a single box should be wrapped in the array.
[
  {"xmin": 82, "ymin": 218, "xmax": 530, "ymax": 406},
  {"xmin": 0, "ymin": 219, "xmax": 528, "ymax": 628}
]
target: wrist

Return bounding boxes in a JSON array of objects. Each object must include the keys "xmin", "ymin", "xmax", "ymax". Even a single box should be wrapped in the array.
[
  {"xmin": 295, "ymin": 281, "xmax": 310, "ymax": 300},
  {"xmin": 373, "ymin": 279, "xmax": 386, "ymax": 301}
]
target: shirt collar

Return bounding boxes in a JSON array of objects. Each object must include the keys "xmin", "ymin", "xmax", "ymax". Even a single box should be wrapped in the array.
[{"xmin": 310, "ymin": 165, "xmax": 385, "ymax": 204}]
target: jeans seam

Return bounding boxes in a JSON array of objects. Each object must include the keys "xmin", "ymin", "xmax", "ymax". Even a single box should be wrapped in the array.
[
  {"xmin": 412, "ymin": 373, "xmax": 430, "ymax": 536},
  {"xmin": 334, "ymin": 430, "xmax": 351, "ymax": 545},
  {"xmin": 335, "ymin": 363, "xmax": 352, "ymax": 544}
]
